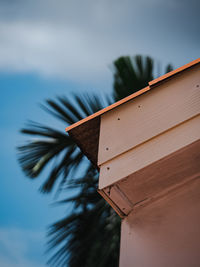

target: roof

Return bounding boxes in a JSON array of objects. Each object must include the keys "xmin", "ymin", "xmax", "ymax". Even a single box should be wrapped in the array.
[{"xmin": 66, "ymin": 58, "xmax": 200, "ymax": 167}]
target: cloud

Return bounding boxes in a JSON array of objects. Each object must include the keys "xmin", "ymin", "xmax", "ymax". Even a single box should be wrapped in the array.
[
  {"xmin": 0, "ymin": 227, "xmax": 46, "ymax": 267},
  {"xmin": 0, "ymin": 21, "xmax": 115, "ymax": 81},
  {"xmin": 0, "ymin": 0, "xmax": 199, "ymax": 83}
]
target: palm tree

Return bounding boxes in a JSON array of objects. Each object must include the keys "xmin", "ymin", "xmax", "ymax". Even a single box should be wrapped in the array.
[{"xmin": 18, "ymin": 55, "xmax": 173, "ymax": 267}]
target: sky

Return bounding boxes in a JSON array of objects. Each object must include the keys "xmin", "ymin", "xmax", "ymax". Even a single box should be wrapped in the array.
[{"xmin": 0, "ymin": 0, "xmax": 199, "ymax": 266}]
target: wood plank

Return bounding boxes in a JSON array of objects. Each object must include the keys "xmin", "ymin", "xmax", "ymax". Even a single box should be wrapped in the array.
[
  {"xmin": 97, "ymin": 189, "xmax": 125, "ymax": 218},
  {"xmin": 99, "ymin": 115, "xmax": 200, "ymax": 189},
  {"xmin": 118, "ymin": 139, "xmax": 200, "ymax": 207},
  {"xmin": 98, "ymin": 65, "xmax": 200, "ymax": 165}
]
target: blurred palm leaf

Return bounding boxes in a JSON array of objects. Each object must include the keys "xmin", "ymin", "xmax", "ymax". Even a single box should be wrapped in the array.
[
  {"xmin": 113, "ymin": 55, "xmax": 173, "ymax": 100},
  {"xmin": 17, "ymin": 55, "xmax": 172, "ymax": 267},
  {"xmin": 18, "ymin": 93, "xmax": 110, "ymax": 194},
  {"xmin": 47, "ymin": 165, "xmax": 120, "ymax": 267}
]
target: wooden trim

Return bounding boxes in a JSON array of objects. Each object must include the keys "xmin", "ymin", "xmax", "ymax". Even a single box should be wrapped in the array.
[
  {"xmin": 97, "ymin": 189, "xmax": 125, "ymax": 218},
  {"xmin": 149, "ymin": 58, "xmax": 200, "ymax": 87}
]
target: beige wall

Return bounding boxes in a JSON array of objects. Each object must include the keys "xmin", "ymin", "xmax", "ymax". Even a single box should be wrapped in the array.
[{"xmin": 120, "ymin": 178, "xmax": 200, "ymax": 267}]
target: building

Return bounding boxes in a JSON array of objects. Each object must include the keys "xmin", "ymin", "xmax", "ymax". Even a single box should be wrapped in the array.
[{"xmin": 66, "ymin": 58, "xmax": 200, "ymax": 267}]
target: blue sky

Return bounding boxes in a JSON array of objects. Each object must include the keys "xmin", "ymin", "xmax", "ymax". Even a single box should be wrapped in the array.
[
  {"xmin": 0, "ymin": 0, "xmax": 199, "ymax": 266},
  {"xmin": 0, "ymin": 74, "xmax": 76, "ymax": 266}
]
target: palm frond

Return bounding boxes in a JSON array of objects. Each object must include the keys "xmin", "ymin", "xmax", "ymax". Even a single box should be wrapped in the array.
[
  {"xmin": 113, "ymin": 55, "xmax": 154, "ymax": 100},
  {"xmin": 47, "ymin": 167, "xmax": 120, "ymax": 267},
  {"xmin": 113, "ymin": 55, "xmax": 173, "ymax": 101},
  {"xmin": 17, "ymin": 93, "xmax": 108, "ymax": 194},
  {"xmin": 165, "ymin": 63, "xmax": 173, "ymax": 73}
]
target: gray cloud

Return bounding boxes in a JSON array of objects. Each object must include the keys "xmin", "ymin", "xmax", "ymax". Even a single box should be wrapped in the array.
[{"xmin": 0, "ymin": 0, "xmax": 199, "ymax": 83}]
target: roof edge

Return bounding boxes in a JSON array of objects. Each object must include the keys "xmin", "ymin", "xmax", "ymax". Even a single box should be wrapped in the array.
[
  {"xmin": 149, "ymin": 58, "xmax": 200, "ymax": 87},
  {"xmin": 65, "ymin": 86, "xmax": 150, "ymax": 133},
  {"xmin": 66, "ymin": 58, "xmax": 200, "ymax": 134}
]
